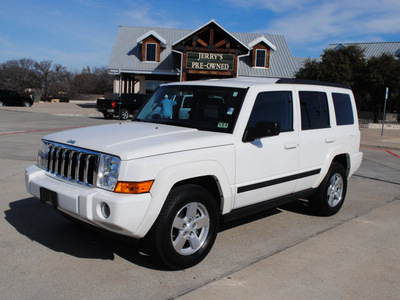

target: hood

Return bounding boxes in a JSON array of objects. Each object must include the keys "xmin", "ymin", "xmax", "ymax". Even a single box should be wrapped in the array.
[{"xmin": 43, "ymin": 122, "xmax": 234, "ymax": 160}]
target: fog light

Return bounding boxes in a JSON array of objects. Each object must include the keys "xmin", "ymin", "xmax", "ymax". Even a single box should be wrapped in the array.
[{"xmin": 101, "ymin": 202, "xmax": 111, "ymax": 218}]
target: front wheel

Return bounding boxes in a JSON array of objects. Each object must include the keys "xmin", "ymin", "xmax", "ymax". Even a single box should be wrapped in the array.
[
  {"xmin": 309, "ymin": 162, "xmax": 347, "ymax": 216},
  {"xmin": 146, "ymin": 184, "xmax": 219, "ymax": 270}
]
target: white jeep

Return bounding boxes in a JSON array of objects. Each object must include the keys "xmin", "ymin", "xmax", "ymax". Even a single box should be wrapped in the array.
[{"xmin": 25, "ymin": 78, "xmax": 363, "ymax": 269}]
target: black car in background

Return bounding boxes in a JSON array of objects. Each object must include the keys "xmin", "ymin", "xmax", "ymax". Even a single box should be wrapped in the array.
[
  {"xmin": 0, "ymin": 90, "xmax": 33, "ymax": 107},
  {"xmin": 97, "ymin": 93, "xmax": 149, "ymax": 119}
]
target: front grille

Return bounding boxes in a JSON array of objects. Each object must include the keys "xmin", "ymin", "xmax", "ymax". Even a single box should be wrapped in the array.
[{"xmin": 44, "ymin": 141, "xmax": 99, "ymax": 187}]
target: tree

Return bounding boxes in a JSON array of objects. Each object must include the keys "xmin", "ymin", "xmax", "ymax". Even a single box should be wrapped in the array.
[
  {"xmin": 0, "ymin": 57, "xmax": 113, "ymax": 100},
  {"xmin": 296, "ymin": 45, "xmax": 400, "ymax": 122},
  {"xmin": 74, "ymin": 66, "xmax": 113, "ymax": 94},
  {"xmin": 364, "ymin": 54, "xmax": 400, "ymax": 121},
  {"xmin": 296, "ymin": 45, "xmax": 366, "ymax": 86},
  {"xmin": 0, "ymin": 58, "xmax": 39, "ymax": 93}
]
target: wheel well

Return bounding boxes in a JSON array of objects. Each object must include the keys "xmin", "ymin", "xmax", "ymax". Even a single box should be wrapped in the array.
[
  {"xmin": 172, "ymin": 176, "xmax": 222, "ymax": 210},
  {"xmin": 332, "ymin": 154, "xmax": 350, "ymax": 176}
]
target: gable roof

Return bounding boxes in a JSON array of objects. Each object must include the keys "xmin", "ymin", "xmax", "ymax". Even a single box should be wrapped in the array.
[
  {"xmin": 108, "ymin": 23, "xmax": 298, "ymax": 78},
  {"xmin": 172, "ymin": 19, "xmax": 250, "ymax": 52},
  {"xmin": 327, "ymin": 42, "xmax": 400, "ymax": 59},
  {"xmin": 247, "ymin": 36, "xmax": 277, "ymax": 51},
  {"xmin": 136, "ymin": 30, "xmax": 167, "ymax": 46}
]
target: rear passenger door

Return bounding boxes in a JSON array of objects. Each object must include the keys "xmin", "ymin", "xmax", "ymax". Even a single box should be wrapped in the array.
[
  {"xmin": 235, "ymin": 90, "xmax": 299, "ymax": 209},
  {"xmin": 295, "ymin": 88, "xmax": 333, "ymax": 192}
]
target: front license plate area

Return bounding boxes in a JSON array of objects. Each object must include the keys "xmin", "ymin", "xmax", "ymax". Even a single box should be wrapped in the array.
[{"xmin": 40, "ymin": 187, "xmax": 58, "ymax": 208}]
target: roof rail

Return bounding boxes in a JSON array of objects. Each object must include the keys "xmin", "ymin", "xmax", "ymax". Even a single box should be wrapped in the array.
[{"xmin": 276, "ymin": 78, "xmax": 351, "ymax": 89}]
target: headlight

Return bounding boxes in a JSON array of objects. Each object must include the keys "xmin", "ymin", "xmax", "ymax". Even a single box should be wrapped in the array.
[
  {"xmin": 37, "ymin": 140, "xmax": 48, "ymax": 170},
  {"xmin": 96, "ymin": 154, "xmax": 121, "ymax": 191}
]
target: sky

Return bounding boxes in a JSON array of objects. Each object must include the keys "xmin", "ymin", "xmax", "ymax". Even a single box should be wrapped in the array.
[{"xmin": 0, "ymin": 0, "xmax": 399, "ymax": 71}]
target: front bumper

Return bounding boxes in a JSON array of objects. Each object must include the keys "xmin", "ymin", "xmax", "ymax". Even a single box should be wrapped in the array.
[{"xmin": 25, "ymin": 165, "xmax": 152, "ymax": 238}]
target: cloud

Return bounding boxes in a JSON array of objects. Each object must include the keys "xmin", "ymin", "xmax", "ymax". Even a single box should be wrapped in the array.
[
  {"xmin": 226, "ymin": 0, "xmax": 400, "ymax": 56},
  {"xmin": 119, "ymin": 1, "xmax": 182, "ymax": 29}
]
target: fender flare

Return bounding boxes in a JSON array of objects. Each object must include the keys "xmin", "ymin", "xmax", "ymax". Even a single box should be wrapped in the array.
[
  {"xmin": 135, "ymin": 160, "xmax": 233, "ymax": 237},
  {"xmin": 313, "ymin": 145, "xmax": 351, "ymax": 188}
]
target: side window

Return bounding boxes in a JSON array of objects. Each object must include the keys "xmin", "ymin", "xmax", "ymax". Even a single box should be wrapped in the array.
[
  {"xmin": 146, "ymin": 43, "xmax": 157, "ymax": 62},
  {"xmin": 299, "ymin": 91, "xmax": 330, "ymax": 130},
  {"xmin": 332, "ymin": 93, "xmax": 354, "ymax": 125},
  {"xmin": 247, "ymin": 91, "xmax": 293, "ymax": 132}
]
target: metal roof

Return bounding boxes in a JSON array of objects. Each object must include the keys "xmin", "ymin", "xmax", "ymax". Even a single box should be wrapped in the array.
[
  {"xmin": 327, "ymin": 42, "xmax": 400, "ymax": 59},
  {"xmin": 108, "ymin": 25, "xmax": 298, "ymax": 78}
]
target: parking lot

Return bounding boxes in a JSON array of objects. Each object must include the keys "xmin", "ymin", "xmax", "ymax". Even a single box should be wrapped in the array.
[{"xmin": 1, "ymin": 103, "xmax": 400, "ymax": 299}]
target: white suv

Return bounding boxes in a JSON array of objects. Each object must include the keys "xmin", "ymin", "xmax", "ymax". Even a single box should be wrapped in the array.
[{"xmin": 25, "ymin": 78, "xmax": 363, "ymax": 269}]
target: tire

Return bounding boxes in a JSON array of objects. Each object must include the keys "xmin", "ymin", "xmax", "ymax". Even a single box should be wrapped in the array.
[
  {"xmin": 102, "ymin": 112, "xmax": 114, "ymax": 119},
  {"xmin": 119, "ymin": 108, "xmax": 129, "ymax": 120},
  {"xmin": 146, "ymin": 184, "xmax": 219, "ymax": 270},
  {"xmin": 309, "ymin": 162, "xmax": 347, "ymax": 216}
]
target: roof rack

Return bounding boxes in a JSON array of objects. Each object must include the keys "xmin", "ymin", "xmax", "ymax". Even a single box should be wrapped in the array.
[{"xmin": 276, "ymin": 78, "xmax": 351, "ymax": 89}]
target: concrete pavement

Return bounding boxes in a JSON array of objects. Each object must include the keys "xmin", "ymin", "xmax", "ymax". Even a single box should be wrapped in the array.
[{"xmin": 179, "ymin": 200, "xmax": 400, "ymax": 300}]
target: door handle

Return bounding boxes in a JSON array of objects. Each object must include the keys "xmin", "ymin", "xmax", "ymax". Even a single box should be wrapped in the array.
[
  {"xmin": 284, "ymin": 143, "xmax": 298, "ymax": 149},
  {"xmin": 325, "ymin": 137, "xmax": 335, "ymax": 143}
]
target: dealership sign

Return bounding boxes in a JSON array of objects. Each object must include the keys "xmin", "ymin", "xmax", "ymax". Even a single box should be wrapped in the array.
[{"xmin": 186, "ymin": 52, "xmax": 234, "ymax": 71}]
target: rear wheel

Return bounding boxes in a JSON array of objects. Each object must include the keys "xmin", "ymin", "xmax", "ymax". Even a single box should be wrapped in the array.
[
  {"xmin": 309, "ymin": 162, "xmax": 347, "ymax": 216},
  {"xmin": 119, "ymin": 108, "xmax": 129, "ymax": 120},
  {"xmin": 146, "ymin": 184, "xmax": 219, "ymax": 270}
]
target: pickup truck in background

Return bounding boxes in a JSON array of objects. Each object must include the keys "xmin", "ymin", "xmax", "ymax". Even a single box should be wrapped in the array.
[{"xmin": 96, "ymin": 93, "xmax": 149, "ymax": 119}]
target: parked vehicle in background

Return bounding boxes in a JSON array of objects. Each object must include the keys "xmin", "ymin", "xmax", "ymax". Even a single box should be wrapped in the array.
[
  {"xmin": 0, "ymin": 90, "xmax": 33, "ymax": 107},
  {"xmin": 96, "ymin": 93, "xmax": 149, "ymax": 119},
  {"xmin": 26, "ymin": 78, "xmax": 363, "ymax": 269}
]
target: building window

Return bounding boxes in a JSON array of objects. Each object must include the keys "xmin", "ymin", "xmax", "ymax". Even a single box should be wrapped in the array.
[
  {"xmin": 146, "ymin": 43, "xmax": 157, "ymax": 62},
  {"xmin": 145, "ymin": 80, "xmax": 167, "ymax": 94},
  {"xmin": 255, "ymin": 49, "xmax": 266, "ymax": 67}
]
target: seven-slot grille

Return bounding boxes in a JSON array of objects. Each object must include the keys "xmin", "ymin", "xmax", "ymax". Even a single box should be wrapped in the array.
[{"xmin": 44, "ymin": 141, "xmax": 99, "ymax": 187}]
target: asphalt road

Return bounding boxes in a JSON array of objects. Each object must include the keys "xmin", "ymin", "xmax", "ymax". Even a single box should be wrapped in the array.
[{"xmin": 0, "ymin": 108, "xmax": 399, "ymax": 299}]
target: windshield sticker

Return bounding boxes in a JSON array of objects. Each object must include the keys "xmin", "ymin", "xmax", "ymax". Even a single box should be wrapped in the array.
[
  {"xmin": 233, "ymin": 91, "xmax": 238, "ymax": 97},
  {"xmin": 218, "ymin": 122, "xmax": 229, "ymax": 129},
  {"xmin": 227, "ymin": 107, "xmax": 234, "ymax": 115}
]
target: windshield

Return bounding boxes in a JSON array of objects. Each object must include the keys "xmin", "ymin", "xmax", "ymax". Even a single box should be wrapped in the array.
[{"xmin": 136, "ymin": 85, "xmax": 247, "ymax": 133}]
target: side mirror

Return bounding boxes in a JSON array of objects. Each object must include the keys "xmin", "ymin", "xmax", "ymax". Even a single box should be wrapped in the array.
[{"xmin": 244, "ymin": 121, "xmax": 280, "ymax": 142}]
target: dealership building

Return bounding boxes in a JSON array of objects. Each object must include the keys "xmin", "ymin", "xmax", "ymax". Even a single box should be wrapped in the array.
[{"xmin": 107, "ymin": 20, "xmax": 299, "ymax": 95}]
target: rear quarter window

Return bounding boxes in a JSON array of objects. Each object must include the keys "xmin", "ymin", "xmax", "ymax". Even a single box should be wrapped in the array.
[
  {"xmin": 332, "ymin": 93, "xmax": 354, "ymax": 125},
  {"xmin": 299, "ymin": 91, "xmax": 330, "ymax": 130}
]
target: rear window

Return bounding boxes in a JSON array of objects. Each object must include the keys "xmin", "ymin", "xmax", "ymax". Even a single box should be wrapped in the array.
[
  {"xmin": 299, "ymin": 91, "xmax": 330, "ymax": 130},
  {"xmin": 332, "ymin": 93, "xmax": 354, "ymax": 125}
]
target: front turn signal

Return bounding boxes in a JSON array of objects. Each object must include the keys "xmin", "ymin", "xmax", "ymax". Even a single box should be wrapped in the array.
[{"xmin": 114, "ymin": 180, "xmax": 154, "ymax": 194}]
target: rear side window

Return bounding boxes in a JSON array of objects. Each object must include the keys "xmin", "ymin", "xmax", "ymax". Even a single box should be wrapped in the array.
[
  {"xmin": 299, "ymin": 91, "xmax": 330, "ymax": 130},
  {"xmin": 332, "ymin": 93, "xmax": 354, "ymax": 125},
  {"xmin": 248, "ymin": 91, "xmax": 293, "ymax": 132}
]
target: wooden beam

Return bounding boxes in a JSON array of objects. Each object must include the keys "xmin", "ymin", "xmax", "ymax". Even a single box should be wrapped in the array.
[
  {"xmin": 215, "ymin": 39, "xmax": 226, "ymax": 48},
  {"xmin": 196, "ymin": 37, "xmax": 208, "ymax": 47}
]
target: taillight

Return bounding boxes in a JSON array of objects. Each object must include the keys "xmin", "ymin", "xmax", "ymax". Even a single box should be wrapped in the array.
[{"xmin": 111, "ymin": 101, "xmax": 116, "ymax": 108}]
